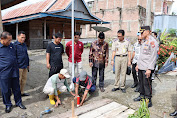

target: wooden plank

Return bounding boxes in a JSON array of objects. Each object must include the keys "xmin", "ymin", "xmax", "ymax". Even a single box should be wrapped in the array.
[
  {"xmin": 79, "ymin": 102, "xmax": 121, "ymax": 118},
  {"xmin": 96, "ymin": 105, "xmax": 128, "ymax": 118},
  {"xmin": 115, "ymin": 109, "xmax": 135, "ymax": 118},
  {"xmin": 50, "ymin": 98, "xmax": 112, "ymax": 118}
]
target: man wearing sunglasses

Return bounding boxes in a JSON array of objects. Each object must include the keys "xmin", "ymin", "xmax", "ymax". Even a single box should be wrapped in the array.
[{"xmin": 134, "ymin": 26, "xmax": 158, "ymax": 108}]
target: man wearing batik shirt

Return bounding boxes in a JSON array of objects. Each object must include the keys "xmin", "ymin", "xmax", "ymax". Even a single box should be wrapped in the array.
[
  {"xmin": 73, "ymin": 71, "xmax": 96, "ymax": 106},
  {"xmin": 89, "ymin": 32, "xmax": 109, "ymax": 92}
]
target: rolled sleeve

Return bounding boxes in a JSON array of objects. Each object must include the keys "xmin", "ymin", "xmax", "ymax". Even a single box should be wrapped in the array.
[
  {"xmin": 112, "ymin": 42, "xmax": 116, "ymax": 51},
  {"xmin": 128, "ymin": 42, "xmax": 132, "ymax": 52},
  {"xmin": 64, "ymin": 79, "xmax": 71, "ymax": 92}
]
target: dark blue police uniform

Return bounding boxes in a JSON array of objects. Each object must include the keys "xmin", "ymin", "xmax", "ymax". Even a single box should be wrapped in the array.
[{"xmin": 0, "ymin": 42, "xmax": 22, "ymax": 107}]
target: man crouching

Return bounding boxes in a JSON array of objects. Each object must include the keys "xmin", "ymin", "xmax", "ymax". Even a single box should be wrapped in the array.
[
  {"xmin": 43, "ymin": 69, "xmax": 75, "ymax": 107},
  {"xmin": 73, "ymin": 71, "xmax": 96, "ymax": 106}
]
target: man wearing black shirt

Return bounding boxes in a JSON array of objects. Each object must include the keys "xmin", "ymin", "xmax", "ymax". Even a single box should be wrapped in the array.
[{"xmin": 46, "ymin": 33, "xmax": 64, "ymax": 77}]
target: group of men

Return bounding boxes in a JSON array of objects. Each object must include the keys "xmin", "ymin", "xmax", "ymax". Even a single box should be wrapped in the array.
[
  {"xmin": 0, "ymin": 25, "xmax": 160, "ymax": 113},
  {"xmin": 0, "ymin": 31, "xmax": 29, "ymax": 113}
]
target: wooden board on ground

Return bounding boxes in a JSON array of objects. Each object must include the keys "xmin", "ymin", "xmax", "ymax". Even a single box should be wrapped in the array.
[
  {"xmin": 96, "ymin": 105, "xmax": 128, "ymax": 118},
  {"xmin": 50, "ymin": 98, "xmax": 112, "ymax": 118},
  {"xmin": 79, "ymin": 102, "xmax": 121, "ymax": 118},
  {"xmin": 50, "ymin": 99, "xmax": 135, "ymax": 118}
]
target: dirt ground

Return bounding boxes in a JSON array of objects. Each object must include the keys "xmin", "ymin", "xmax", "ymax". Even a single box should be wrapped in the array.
[{"xmin": 0, "ymin": 48, "xmax": 176, "ymax": 118}]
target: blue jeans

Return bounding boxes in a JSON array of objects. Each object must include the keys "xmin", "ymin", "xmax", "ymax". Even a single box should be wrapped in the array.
[
  {"xmin": 73, "ymin": 77, "xmax": 96, "ymax": 92},
  {"xmin": 113, "ymin": 56, "xmax": 115, "ymax": 72}
]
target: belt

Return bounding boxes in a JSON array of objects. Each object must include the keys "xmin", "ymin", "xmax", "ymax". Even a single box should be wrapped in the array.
[{"xmin": 116, "ymin": 55, "xmax": 127, "ymax": 57}]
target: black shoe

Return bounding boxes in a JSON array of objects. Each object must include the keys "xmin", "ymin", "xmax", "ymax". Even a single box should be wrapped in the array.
[
  {"xmin": 100, "ymin": 87, "xmax": 105, "ymax": 92},
  {"xmin": 21, "ymin": 93, "xmax": 30, "ymax": 97},
  {"xmin": 131, "ymin": 84, "xmax": 137, "ymax": 88},
  {"xmin": 148, "ymin": 99, "xmax": 152, "ymax": 108},
  {"xmin": 121, "ymin": 89, "xmax": 126, "ymax": 93},
  {"xmin": 134, "ymin": 89, "xmax": 139, "ymax": 92},
  {"xmin": 5, "ymin": 106, "xmax": 12, "ymax": 113},
  {"xmin": 17, "ymin": 103, "xmax": 26, "ymax": 109},
  {"xmin": 170, "ymin": 110, "xmax": 177, "ymax": 116},
  {"xmin": 134, "ymin": 96, "xmax": 143, "ymax": 101},
  {"xmin": 113, "ymin": 71, "xmax": 115, "ymax": 74},
  {"xmin": 112, "ymin": 88, "xmax": 120, "ymax": 92}
]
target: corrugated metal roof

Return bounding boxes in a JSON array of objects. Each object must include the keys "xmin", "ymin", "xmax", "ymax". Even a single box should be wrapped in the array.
[
  {"xmin": 2, "ymin": 0, "xmax": 55, "ymax": 20},
  {"xmin": 3, "ymin": 13, "xmax": 110, "ymax": 25},
  {"xmin": 47, "ymin": 0, "xmax": 71, "ymax": 12}
]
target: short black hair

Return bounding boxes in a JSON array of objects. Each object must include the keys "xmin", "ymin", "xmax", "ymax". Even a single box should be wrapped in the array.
[
  {"xmin": 117, "ymin": 30, "xmax": 125, "ymax": 36},
  {"xmin": 1, "ymin": 31, "xmax": 12, "ymax": 39},
  {"xmin": 74, "ymin": 32, "xmax": 81, "ymax": 36},
  {"xmin": 98, "ymin": 32, "xmax": 105, "ymax": 39},
  {"xmin": 53, "ymin": 32, "xmax": 63, "ymax": 38},
  {"xmin": 152, "ymin": 31, "xmax": 157, "ymax": 37},
  {"xmin": 18, "ymin": 31, "xmax": 25, "ymax": 36}
]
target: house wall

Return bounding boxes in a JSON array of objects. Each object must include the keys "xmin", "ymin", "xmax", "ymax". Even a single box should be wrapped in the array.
[
  {"xmin": 29, "ymin": 20, "xmax": 44, "ymax": 49},
  {"xmin": 82, "ymin": 0, "xmax": 163, "ymax": 43}
]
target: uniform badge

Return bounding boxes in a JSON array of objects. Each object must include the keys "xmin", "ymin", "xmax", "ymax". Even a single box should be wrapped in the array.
[
  {"xmin": 150, "ymin": 41, "xmax": 155, "ymax": 48},
  {"xmin": 116, "ymin": 48, "xmax": 118, "ymax": 51}
]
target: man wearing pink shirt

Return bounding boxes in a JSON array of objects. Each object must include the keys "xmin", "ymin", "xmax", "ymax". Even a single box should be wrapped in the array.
[{"xmin": 65, "ymin": 32, "xmax": 84, "ymax": 90}]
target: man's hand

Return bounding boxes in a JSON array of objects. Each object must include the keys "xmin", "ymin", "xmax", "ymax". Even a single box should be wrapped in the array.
[
  {"xmin": 135, "ymin": 65, "xmax": 138, "ymax": 72},
  {"xmin": 47, "ymin": 63, "xmax": 51, "ymax": 69},
  {"xmin": 111, "ymin": 60, "xmax": 114, "ymax": 66},
  {"xmin": 55, "ymin": 100, "xmax": 61, "ymax": 107},
  {"xmin": 79, "ymin": 102, "xmax": 83, "ymax": 107},
  {"xmin": 89, "ymin": 62, "xmax": 93, "ymax": 67},
  {"xmin": 74, "ymin": 96, "xmax": 78, "ymax": 100},
  {"xmin": 145, "ymin": 69, "xmax": 151, "ymax": 78},
  {"xmin": 105, "ymin": 63, "xmax": 108, "ymax": 67},
  {"xmin": 128, "ymin": 61, "xmax": 131, "ymax": 67},
  {"xmin": 70, "ymin": 92, "xmax": 76, "ymax": 97}
]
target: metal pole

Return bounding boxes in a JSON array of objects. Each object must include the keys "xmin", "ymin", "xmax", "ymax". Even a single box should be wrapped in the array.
[
  {"xmin": 0, "ymin": 3, "xmax": 3, "ymax": 34},
  {"xmin": 72, "ymin": 0, "xmax": 75, "ymax": 80},
  {"xmin": 44, "ymin": 18, "xmax": 47, "ymax": 39},
  {"xmin": 16, "ymin": 23, "xmax": 18, "ymax": 40},
  {"xmin": 146, "ymin": 0, "xmax": 151, "ymax": 25}
]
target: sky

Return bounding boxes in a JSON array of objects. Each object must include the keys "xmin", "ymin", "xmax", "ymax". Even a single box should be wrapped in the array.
[{"xmin": 2, "ymin": 0, "xmax": 177, "ymax": 16}]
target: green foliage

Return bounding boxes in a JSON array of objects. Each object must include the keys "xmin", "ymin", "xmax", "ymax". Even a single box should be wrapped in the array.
[
  {"xmin": 84, "ymin": 43, "xmax": 91, "ymax": 48},
  {"xmin": 105, "ymin": 38, "xmax": 113, "ymax": 47},
  {"xmin": 155, "ymin": 29, "xmax": 161, "ymax": 34},
  {"xmin": 168, "ymin": 28, "xmax": 177, "ymax": 36},
  {"xmin": 128, "ymin": 99, "xmax": 150, "ymax": 118}
]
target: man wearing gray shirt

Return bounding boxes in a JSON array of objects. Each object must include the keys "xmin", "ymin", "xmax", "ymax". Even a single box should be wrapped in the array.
[{"xmin": 133, "ymin": 26, "xmax": 158, "ymax": 108}]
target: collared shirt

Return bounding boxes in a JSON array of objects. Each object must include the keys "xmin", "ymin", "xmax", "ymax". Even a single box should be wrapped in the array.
[
  {"xmin": 65, "ymin": 41, "xmax": 84, "ymax": 63},
  {"xmin": 89, "ymin": 40, "xmax": 109, "ymax": 68},
  {"xmin": 14, "ymin": 41, "xmax": 29, "ymax": 69},
  {"xmin": 0, "ymin": 42, "xmax": 19, "ymax": 79},
  {"xmin": 46, "ymin": 42, "xmax": 64, "ymax": 67},
  {"xmin": 44, "ymin": 74, "xmax": 71, "ymax": 96},
  {"xmin": 132, "ymin": 41, "xmax": 141, "ymax": 64},
  {"xmin": 76, "ymin": 75, "xmax": 92, "ymax": 90},
  {"xmin": 137, "ymin": 35, "xmax": 158, "ymax": 70},
  {"xmin": 112, "ymin": 39, "xmax": 131, "ymax": 55}
]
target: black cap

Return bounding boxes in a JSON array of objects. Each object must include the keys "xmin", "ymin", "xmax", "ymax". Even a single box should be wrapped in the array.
[
  {"xmin": 139, "ymin": 26, "xmax": 151, "ymax": 33},
  {"xmin": 98, "ymin": 32, "xmax": 105, "ymax": 39}
]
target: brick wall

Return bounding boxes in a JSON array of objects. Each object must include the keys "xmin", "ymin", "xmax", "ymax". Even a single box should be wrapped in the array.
[{"xmin": 82, "ymin": 0, "xmax": 163, "ymax": 42}]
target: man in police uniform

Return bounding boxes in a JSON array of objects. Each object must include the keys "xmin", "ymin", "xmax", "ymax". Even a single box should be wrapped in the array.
[
  {"xmin": 111, "ymin": 30, "xmax": 131, "ymax": 93},
  {"xmin": 0, "ymin": 32, "xmax": 26, "ymax": 113},
  {"xmin": 134, "ymin": 26, "xmax": 158, "ymax": 108}
]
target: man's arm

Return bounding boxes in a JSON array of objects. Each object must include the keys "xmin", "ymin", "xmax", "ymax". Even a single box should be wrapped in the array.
[
  {"xmin": 111, "ymin": 51, "xmax": 115, "ymax": 66},
  {"xmin": 131, "ymin": 51, "xmax": 135, "ymax": 62},
  {"xmin": 79, "ymin": 90, "xmax": 89, "ymax": 106},
  {"xmin": 65, "ymin": 42, "xmax": 70, "ymax": 57},
  {"xmin": 128, "ymin": 42, "xmax": 132, "ymax": 66},
  {"xmin": 46, "ymin": 53, "xmax": 50, "ymax": 69},
  {"xmin": 105, "ymin": 43, "xmax": 109, "ymax": 67},
  {"xmin": 89, "ymin": 43, "xmax": 93, "ymax": 67},
  {"xmin": 64, "ymin": 79, "xmax": 75, "ymax": 96},
  {"xmin": 74, "ymin": 84, "xmax": 79, "ymax": 99}
]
